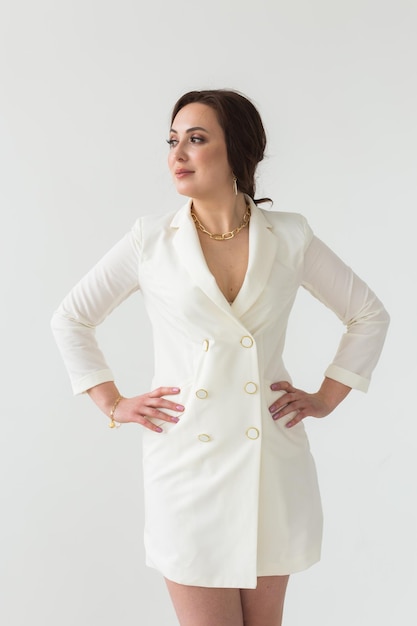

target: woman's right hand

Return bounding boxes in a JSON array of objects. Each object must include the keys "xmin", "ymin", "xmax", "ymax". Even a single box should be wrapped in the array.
[
  {"xmin": 112, "ymin": 387, "xmax": 185, "ymax": 432},
  {"xmin": 87, "ymin": 382, "xmax": 184, "ymax": 432}
]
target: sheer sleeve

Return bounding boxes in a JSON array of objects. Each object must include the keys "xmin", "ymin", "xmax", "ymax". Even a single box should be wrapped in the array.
[{"xmin": 302, "ymin": 235, "xmax": 390, "ymax": 392}]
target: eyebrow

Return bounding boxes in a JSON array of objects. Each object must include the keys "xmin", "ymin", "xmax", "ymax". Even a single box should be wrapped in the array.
[{"xmin": 169, "ymin": 126, "xmax": 209, "ymax": 134}]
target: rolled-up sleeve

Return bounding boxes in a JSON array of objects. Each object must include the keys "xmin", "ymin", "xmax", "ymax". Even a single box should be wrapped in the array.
[
  {"xmin": 302, "ymin": 236, "xmax": 390, "ymax": 392},
  {"xmin": 51, "ymin": 220, "xmax": 142, "ymax": 394}
]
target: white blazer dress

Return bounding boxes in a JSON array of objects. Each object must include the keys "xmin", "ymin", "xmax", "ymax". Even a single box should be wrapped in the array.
[{"xmin": 51, "ymin": 198, "xmax": 390, "ymax": 589}]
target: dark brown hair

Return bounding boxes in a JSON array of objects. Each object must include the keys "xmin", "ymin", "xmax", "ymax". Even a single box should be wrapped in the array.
[{"xmin": 171, "ymin": 89, "xmax": 271, "ymax": 205}]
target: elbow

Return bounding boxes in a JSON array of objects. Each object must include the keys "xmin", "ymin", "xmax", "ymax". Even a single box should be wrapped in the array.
[{"xmin": 378, "ymin": 303, "xmax": 391, "ymax": 331}]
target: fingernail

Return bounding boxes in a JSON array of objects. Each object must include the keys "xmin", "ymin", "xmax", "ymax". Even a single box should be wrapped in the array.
[
  {"xmin": 270, "ymin": 383, "xmax": 276, "ymax": 389},
  {"xmin": 272, "ymin": 415, "xmax": 279, "ymax": 421},
  {"xmin": 172, "ymin": 387, "xmax": 180, "ymax": 392},
  {"xmin": 269, "ymin": 405, "xmax": 275, "ymax": 413},
  {"xmin": 156, "ymin": 426, "xmax": 163, "ymax": 433},
  {"xmin": 171, "ymin": 416, "xmax": 179, "ymax": 423},
  {"xmin": 175, "ymin": 404, "xmax": 184, "ymax": 411}
]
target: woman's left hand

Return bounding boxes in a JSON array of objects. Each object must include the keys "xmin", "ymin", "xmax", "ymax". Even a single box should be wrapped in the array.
[{"xmin": 269, "ymin": 379, "xmax": 351, "ymax": 428}]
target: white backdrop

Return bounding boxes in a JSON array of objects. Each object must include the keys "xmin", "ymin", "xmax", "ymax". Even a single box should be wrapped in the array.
[{"xmin": 1, "ymin": 1, "xmax": 416, "ymax": 624}]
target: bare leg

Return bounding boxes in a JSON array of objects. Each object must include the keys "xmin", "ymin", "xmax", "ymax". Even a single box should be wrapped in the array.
[
  {"xmin": 240, "ymin": 576, "xmax": 289, "ymax": 626},
  {"xmin": 165, "ymin": 578, "xmax": 244, "ymax": 626}
]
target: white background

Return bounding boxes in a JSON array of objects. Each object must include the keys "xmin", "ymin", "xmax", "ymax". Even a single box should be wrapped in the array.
[{"xmin": 1, "ymin": 1, "xmax": 416, "ymax": 624}]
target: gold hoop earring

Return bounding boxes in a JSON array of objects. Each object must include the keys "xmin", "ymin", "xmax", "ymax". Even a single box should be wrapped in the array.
[{"xmin": 232, "ymin": 176, "xmax": 238, "ymax": 195}]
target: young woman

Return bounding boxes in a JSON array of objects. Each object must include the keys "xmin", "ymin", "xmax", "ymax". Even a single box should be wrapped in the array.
[{"xmin": 51, "ymin": 90, "xmax": 389, "ymax": 626}]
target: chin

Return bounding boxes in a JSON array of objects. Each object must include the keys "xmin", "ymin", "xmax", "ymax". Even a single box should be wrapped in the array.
[{"xmin": 174, "ymin": 181, "xmax": 198, "ymax": 198}]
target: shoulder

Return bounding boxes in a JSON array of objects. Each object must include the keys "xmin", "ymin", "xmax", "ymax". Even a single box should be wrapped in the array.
[
  {"xmin": 129, "ymin": 205, "xmax": 183, "ymax": 245},
  {"xmin": 258, "ymin": 206, "xmax": 310, "ymax": 230},
  {"xmin": 127, "ymin": 202, "xmax": 192, "ymax": 261},
  {"xmin": 257, "ymin": 206, "xmax": 314, "ymax": 248},
  {"xmin": 131, "ymin": 209, "xmax": 178, "ymax": 234}
]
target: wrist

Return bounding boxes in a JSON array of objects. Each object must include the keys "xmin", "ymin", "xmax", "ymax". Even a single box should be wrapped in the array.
[
  {"xmin": 86, "ymin": 382, "xmax": 124, "ymax": 422},
  {"xmin": 317, "ymin": 377, "xmax": 351, "ymax": 411},
  {"xmin": 109, "ymin": 395, "xmax": 123, "ymax": 429}
]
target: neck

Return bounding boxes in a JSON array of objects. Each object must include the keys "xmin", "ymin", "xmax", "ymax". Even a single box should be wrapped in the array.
[{"xmin": 191, "ymin": 192, "xmax": 248, "ymax": 233}]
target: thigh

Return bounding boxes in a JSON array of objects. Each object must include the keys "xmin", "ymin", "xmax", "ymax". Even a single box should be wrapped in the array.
[
  {"xmin": 240, "ymin": 575, "xmax": 289, "ymax": 626},
  {"xmin": 165, "ymin": 578, "xmax": 244, "ymax": 626}
]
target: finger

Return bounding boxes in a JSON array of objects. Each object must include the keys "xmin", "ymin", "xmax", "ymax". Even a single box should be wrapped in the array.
[
  {"xmin": 270, "ymin": 381, "xmax": 296, "ymax": 392},
  {"xmin": 271, "ymin": 398, "xmax": 307, "ymax": 420},
  {"xmin": 148, "ymin": 386, "xmax": 181, "ymax": 398},
  {"xmin": 284, "ymin": 399, "xmax": 320, "ymax": 425},
  {"xmin": 269, "ymin": 393, "xmax": 294, "ymax": 415},
  {"xmin": 146, "ymin": 397, "xmax": 185, "ymax": 412},
  {"xmin": 137, "ymin": 417, "xmax": 164, "ymax": 433},
  {"xmin": 139, "ymin": 407, "xmax": 181, "ymax": 423},
  {"xmin": 284, "ymin": 411, "xmax": 306, "ymax": 428},
  {"xmin": 133, "ymin": 413, "xmax": 176, "ymax": 432},
  {"xmin": 269, "ymin": 390, "xmax": 302, "ymax": 415}
]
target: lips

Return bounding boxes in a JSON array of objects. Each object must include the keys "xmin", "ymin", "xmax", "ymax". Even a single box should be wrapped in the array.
[{"xmin": 175, "ymin": 169, "xmax": 194, "ymax": 177}]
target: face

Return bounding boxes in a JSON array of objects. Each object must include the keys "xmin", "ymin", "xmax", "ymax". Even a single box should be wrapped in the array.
[{"xmin": 167, "ymin": 103, "xmax": 233, "ymax": 200}]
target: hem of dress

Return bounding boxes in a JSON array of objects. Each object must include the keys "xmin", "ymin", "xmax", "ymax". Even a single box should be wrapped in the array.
[
  {"xmin": 145, "ymin": 550, "xmax": 321, "ymax": 589},
  {"xmin": 256, "ymin": 549, "xmax": 321, "ymax": 578}
]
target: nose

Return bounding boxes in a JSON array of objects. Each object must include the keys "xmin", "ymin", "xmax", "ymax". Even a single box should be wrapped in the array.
[{"xmin": 172, "ymin": 139, "xmax": 188, "ymax": 162}]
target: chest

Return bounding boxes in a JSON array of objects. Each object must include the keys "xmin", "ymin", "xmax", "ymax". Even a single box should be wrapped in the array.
[{"xmin": 197, "ymin": 229, "xmax": 249, "ymax": 304}]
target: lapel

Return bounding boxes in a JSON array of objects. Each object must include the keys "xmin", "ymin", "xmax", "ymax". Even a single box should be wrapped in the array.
[
  {"xmin": 170, "ymin": 198, "xmax": 278, "ymax": 320},
  {"xmin": 232, "ymin": 200, "xmax": 277, "ymax": 318}
]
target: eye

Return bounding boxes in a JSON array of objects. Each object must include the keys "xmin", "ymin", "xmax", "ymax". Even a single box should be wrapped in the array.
[
  {"xmin": 166, "ymin": 138, "xmax": 178, "ymax": 148},
  {"xmin": 190, "ymin": 135, "xmax": 205, "ymax": 144}
]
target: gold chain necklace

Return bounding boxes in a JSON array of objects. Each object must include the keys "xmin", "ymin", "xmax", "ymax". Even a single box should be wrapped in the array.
[{"xmin": 191, "ymin": 205, "xmax": 251, "ymax": 241}]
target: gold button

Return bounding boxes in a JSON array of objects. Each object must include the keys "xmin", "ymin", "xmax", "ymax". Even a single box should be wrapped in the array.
[
  {"xmin": 202, "ymin": 339, "xmax": 209, "ymax": 352},
  {"xmin": 240, "ymin": 336, "xmax": 253, "ymax": 348},
  {"xmin": 246, "ymin": 427, "xmax": 260, "ymax": 440},
  {"xmin": 196, "ymin": 388, "xmax": 208, "ymax": 399},
  {"xmin": 244, "ymin": 382, "xmax": 258, "ymax": 394},
  {"xmin": 198, "ymin": 433, "xmax": 211, "ymax": 443}
]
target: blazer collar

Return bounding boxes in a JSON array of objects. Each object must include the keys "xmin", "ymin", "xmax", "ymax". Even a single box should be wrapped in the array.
[{"xmin": 170, "ymin": 197, "xmax": 277, "ymax": 320}]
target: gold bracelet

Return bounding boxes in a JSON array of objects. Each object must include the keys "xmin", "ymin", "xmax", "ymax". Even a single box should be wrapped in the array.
[{"xmin": 109, "ymin": 395, "xmax": 123, "ymax": 429}]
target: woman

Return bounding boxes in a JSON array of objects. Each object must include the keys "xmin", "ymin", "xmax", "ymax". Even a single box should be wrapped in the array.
[{"xmin": 51, "ymin": 89, "xmax": 390, "ymax": 626}]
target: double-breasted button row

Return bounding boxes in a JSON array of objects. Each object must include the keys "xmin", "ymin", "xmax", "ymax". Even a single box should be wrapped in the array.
[
  {"xmin": 196, "ymin": 383, "xmax": 258, "ymax": 398},
  {"xmin": 197, "ymin": 429, "xmax": 260, "ymax": 442},
  {"xmin": 202, "ymin": 336, "xmax": 254, "ymax": 351}
]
